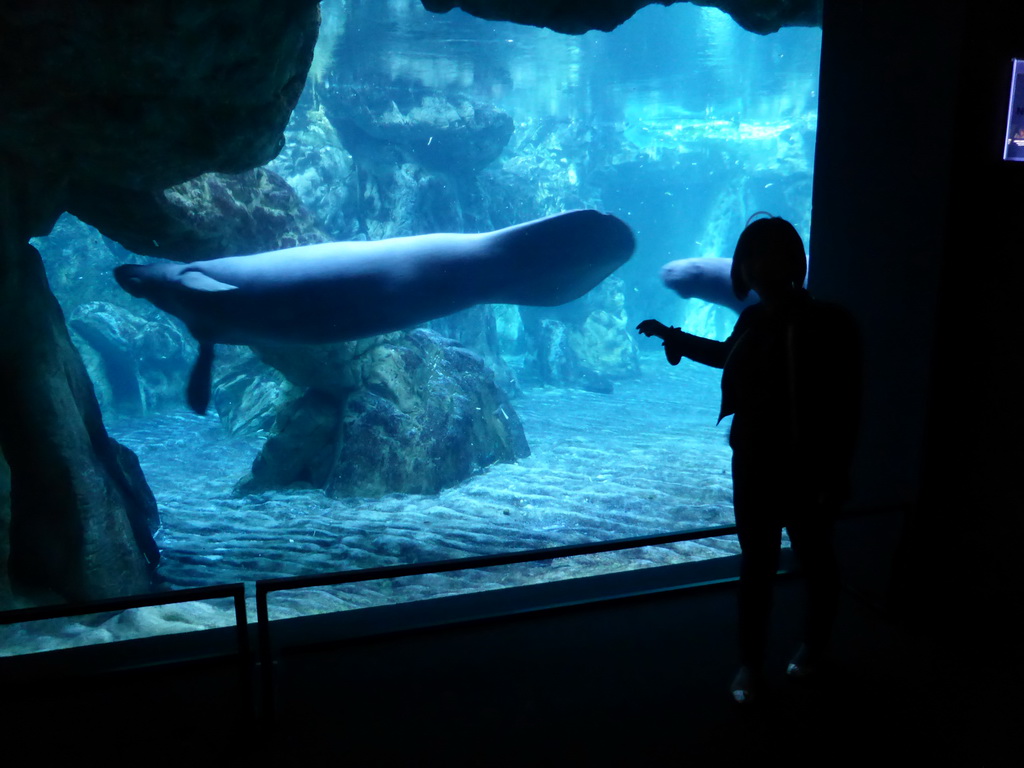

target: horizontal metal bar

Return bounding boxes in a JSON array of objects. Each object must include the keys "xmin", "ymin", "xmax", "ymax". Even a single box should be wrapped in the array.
[{"xmin": 255, "ymin": 524, "xmax": 738, "ymax": 600}]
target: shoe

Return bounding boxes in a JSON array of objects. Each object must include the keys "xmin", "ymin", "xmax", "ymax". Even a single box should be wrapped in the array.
[
  {"xmin": 730, "ymin": 666, "xmax": 758, "ymax": 704},
  {"xmin": 786, "ymin": 644, "xmax": 818, "ymax": 679}
]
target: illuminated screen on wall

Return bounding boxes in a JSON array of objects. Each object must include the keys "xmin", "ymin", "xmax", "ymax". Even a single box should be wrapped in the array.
[{"xmin": 1004, "ymin": 59, "xmax": 1024, "ymax": 160}]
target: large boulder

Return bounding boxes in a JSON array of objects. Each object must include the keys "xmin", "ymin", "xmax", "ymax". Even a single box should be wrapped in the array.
[
  {"xmin": 68, "ymin": 168, "xmax": 327, "ymax": 262},
  {"xmin": 237, "ymin": 330, "xmax": 530, "ymax": 498},
  {"xmin": 328, "ymin": 83, "xmax": 514, "ymax": 174},
  {"xmin": 212, "ymin": 350, "xmax": 294, "ymax": 436}
]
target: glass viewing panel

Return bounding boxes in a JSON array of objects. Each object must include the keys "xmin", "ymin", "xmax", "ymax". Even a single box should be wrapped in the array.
[{"xmin": 21, "ymin": 1, "xmax": 822, "ymax": 646}]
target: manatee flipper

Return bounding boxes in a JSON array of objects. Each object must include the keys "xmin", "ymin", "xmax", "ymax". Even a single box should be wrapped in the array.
[
  {"xmin": 179, "ymin": 270, "xmax": 238, "ymax": 292},
  {"xmin": 186, "ymin": 342, "xmax": 215, "ymax": 415}
]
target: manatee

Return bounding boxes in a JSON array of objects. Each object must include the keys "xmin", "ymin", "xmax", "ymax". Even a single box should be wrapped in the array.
[
  {"xmin": 115, "ymin": 210, "xmax": 635, "ymax": 413},
  {"xmin": 659, "ymin": 257, "xmax": 756, "ymax": 314}
]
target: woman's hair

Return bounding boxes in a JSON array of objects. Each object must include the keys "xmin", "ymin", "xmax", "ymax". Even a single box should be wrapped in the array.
[{"xmin": 730, "ymin": 214, "xmax": 807, "ymax": 301}]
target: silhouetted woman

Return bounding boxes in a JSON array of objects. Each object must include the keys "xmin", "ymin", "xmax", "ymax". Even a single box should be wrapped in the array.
[{"xmin": 637, "ymin": 215, "xmax": 861, "ymax": 703}]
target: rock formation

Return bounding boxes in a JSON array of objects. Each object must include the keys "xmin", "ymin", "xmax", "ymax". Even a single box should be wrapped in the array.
[
  {"xmin": 238, "ymin": 330, "xmax": 530, "ymax": 498},
  {"xmin": 330, "ymin": 83, "xmax": 515, "ymax": 174},
  {"xmin": 0, "ymin": 1, "xmax": 320, "ymax": 607},
  {"xmin": 68, "ymin": 168, "xmax": 326, "ymax": 261},
  {"xmin": 0, "ymin": 242, "xmax": 160, "ymax": 604}
]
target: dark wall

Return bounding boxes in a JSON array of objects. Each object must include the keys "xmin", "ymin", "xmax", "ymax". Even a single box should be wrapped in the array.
[
  {"xmin": 810, "ymin": 0, "xmax": 1022, "ymax": 618},
  {"xmin": 915, "ymin": 2, "xmax": 1024, "ymax": 619},
  {"xmin": 810, "ymin": 1, "xmax": 964, "ymax": 511}
]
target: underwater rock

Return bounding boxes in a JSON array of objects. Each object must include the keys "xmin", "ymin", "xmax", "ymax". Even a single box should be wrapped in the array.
[
  {"xmin": 212, "ymin": 349, "xmax": 295, "ymax": 436},
  {"xmin": 428, "ymin": 307, "xmax": 520, "ymax": 397},
  {"xmin": 108, "ymin": 439, "xmax": 162, "ymax": 539},
  {"xmin": 34, "ymin": 215, "xmax": 133, "ymax": 310},
  {"xmin": 254, "ymin": 339, "xmax": 372, "ymax": 398},
  {"xmin": 0, "ymin": 1, "xmax": 320, "ymax": 191},
  {"xmin": 526, "ymin": 316, "xmax": 622, "ymax": 394},
  {"xmin": 568, "ymin": 277, "xmax": 642, "ymax": 383},
  {"xmin": 421, "ymin": 0, "xmax": 821, "ymax": 35},
  {"xmin": 237, "ymin": 330, "xmax": 530, "ymax": 498},
  {"xmin": 532, "ymin": 319, "xmax": 578, "ymax": 386},
  {"xmin": 268, "ymin": 102, "xmax": 360, "ymax": 240},
  {"xmin": 331, "ymin": 331, "xmax": 531, "ymax": 498},
  {"xmin": 68, "ymin": 302, "xmax": 193, "ymax": 416},
  {"xmin": 329, "ymin": 84, "xmax": 514, "ymax": 173},
  {"xmin": 518, "ymin": 276, "xmax": 640, "ymax": 391},
  {"xmin": 68, "ymin": 168, "xmax": 328, "ymax": 262},
  {"xmin": 0, "ymin": 245, "xmax": 156, "ymax": 604},
  {"xmin": 357, "ymin": 160, "xmax": 477, "ymax": 242},
  {"xmin": 236, "ymin": 389, "xmax": 340, "ymax": 493}
]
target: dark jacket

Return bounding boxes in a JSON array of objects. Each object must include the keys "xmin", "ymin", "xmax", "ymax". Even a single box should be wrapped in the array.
[{"xmin": 662, "ymin": 290, "xmax": 861, "ymax": 498}]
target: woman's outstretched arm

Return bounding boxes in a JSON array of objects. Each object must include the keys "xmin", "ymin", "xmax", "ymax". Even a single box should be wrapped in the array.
[{"xmin": 636, "ymin": 319, "xmax": 731, "ymax": 368}]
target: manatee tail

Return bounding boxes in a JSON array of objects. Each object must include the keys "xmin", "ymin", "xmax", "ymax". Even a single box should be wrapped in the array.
[
  {"xmin": 491, "ymin": 210, "xmax": 636, "ymax": 306},
  {"xmin": 186, "ymin": 343, "xmax": 215, "ymax": 415}
]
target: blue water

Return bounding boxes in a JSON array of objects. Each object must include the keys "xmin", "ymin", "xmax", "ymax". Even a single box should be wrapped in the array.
[
  {"xmin": 110, "ymin": 356, "xmax": 737, "ymax": 608},
  {"xmin": 0, "ymin": 355, "xmax": 738, "ymax": 654}
]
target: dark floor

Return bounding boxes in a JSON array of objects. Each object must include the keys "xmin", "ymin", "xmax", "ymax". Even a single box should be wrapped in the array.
[
  {"xmin": 2, "ymin": 521, "xmax": 1016, "ymax": 765},
  {"xmin": 266, "ymin": 578, "xmax": 1012, "ymax": 765}
]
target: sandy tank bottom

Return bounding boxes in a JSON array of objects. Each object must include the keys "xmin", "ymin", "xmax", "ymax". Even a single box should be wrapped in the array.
[{"xmin": 2, "ymin": 354, "xmax": 743, "ymax": 655}]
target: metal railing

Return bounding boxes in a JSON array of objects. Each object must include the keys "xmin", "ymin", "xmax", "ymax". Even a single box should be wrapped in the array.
[
  {"xmin": 1, "ymin": 524, "xmax": 743, "ymax": 723},
  {"xmin": 254, "ymin": 523, "xmax": 738, "ymax": 718}
]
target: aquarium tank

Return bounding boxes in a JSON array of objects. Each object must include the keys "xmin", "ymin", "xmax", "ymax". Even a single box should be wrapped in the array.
[{"xmin": 3, "ymin": 0, "xmax": 821, "ymax": 652}]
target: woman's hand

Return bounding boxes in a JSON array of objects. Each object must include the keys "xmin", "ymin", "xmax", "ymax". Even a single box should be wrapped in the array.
[
  {"xmin": 637, "ymin": 319, "xmax": 692, "ymax": 366},
  {"xmin": 636, "ymin": 319, "xmax": 670, "ymax": 339}
]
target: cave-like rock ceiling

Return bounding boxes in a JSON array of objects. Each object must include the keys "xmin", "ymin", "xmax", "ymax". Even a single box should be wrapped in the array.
[
  {"xmin": 422, "ymin": 0, "xmax": 821, "ymax": 34},
  {"xmin": 0, "ymin": 0, "xmax": 814, "ymax": 204}
]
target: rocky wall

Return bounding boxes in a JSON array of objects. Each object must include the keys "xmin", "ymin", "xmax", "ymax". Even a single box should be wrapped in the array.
[
  {"xmin": 0, "ymin": 0, "xmax": 321, "ymax": 605},
  {"xmin": 0, "ymin": 243, "xmax": 157, "ymax": 606}
]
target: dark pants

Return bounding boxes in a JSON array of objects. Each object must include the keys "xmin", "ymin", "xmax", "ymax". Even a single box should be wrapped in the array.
[{"xmin": 732, "ymin": 451, "xmax": 840, "ymax": 673}]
